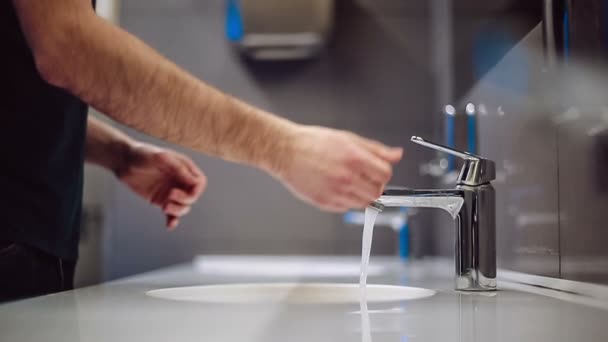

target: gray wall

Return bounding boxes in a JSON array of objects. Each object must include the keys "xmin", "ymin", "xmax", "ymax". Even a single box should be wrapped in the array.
[{"xmin": 101, "ymin": 0, "xmax": 437, "ymax": 279}]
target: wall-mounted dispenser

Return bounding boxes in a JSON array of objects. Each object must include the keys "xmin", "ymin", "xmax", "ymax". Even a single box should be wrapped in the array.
[{"xmin": 226, "ymin": 0, "xmax": 334, "ymax": 60}]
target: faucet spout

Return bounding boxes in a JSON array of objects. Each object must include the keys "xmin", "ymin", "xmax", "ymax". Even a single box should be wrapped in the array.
[{"xmin": 372, "ymin": 187, "xmax": 465, "ymax": 219}]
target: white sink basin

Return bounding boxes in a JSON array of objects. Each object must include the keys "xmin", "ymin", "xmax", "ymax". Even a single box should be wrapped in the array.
[{"xmin": 147, "ymin": 283, "xmax": 436, "ymax": 304}]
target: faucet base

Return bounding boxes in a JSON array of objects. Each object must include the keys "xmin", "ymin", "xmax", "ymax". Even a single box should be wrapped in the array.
[{"xmin": 455, "ymin": 273, "xmax": 497, "ymax": 291}]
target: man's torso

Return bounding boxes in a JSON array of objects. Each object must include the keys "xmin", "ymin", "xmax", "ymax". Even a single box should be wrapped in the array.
[{"xmin": 0, "ymin": 2, "xmax": 90, "ymax": 260}]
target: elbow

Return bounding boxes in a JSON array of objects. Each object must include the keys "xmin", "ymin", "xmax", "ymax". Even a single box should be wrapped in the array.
[
  {"xmin": 30, "ymin": 20, "xmax": 87, "ymax": 88},
  {"xmin": 34, "ymin": 50, "xmax": 70, "ymax": 88},
  {"xmin": 13, "ymin": 0, "xmax": 97, "ymax": 88}
]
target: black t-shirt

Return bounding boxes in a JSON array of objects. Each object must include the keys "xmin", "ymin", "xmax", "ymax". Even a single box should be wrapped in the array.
[{"xmin": 0, "ymin": 3, "xmax": 89, "ymax": 260}]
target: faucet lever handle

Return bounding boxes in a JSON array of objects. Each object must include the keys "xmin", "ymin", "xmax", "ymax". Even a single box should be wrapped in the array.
[
  {"xmin": 411, "ymin": 136, "xmax": 482, "ymax": 161},
  {"xmin": 411, "ymin": 136, "xmax": 495, "ymax": 186}
]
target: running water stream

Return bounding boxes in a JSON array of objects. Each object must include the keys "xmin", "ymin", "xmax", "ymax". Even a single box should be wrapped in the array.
[
  {"xmin": 359, "ymin": 206, "xmax": 380, "ymax": 342},
  {"xmin": 359, "ymin": 207, "xmax": 380, "ymax": 294}
]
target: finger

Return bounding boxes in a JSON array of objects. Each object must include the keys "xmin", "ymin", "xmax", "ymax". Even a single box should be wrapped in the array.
[
  {"xmin": 166, "ymin": 215, "xmax": 179, "ymax": 231},
  {"xmin": 168, "ymin": 188, "xmax": 199, "ymax": 205},
  {"xmin": 157, "ymin": 153, "xmax": 199, "ymax": 187},
  {"xmin": 349, "ymin": 175, "xmax": 384, "ymax": 203},
  {"xmin": 150, "ymin": 183, "xmax": 172, "ymax": 206},
  {"xmin": 330, "ymin": 190, "xmax": 380, "ymax": 211},
  {"xmin": 309, "ymin": 195, "xmax": 349, "ymax": 213},
  {"xmin": 163, "ymin": 202, "xmax": 192, "ymax": 217},
  {"xmin": 354, "ymin": 136, "xmax": 403, "ymax": 163},
  {"xmin": 356, "ymin": 150, "xmax": 394, "ymax": 185},
  {"xmin": 182, "ymin": 157, "xmax": 205, "ymax": 179},
  {"xmin": 189, "ymin": 177, "xmax": 206, "ymax": 198},
  {"xmin": 319, "ymin": 187, "xmax": 371, "ymax": 211},
  {"xmin": 340, "ymin": 192, "xmax": 373, "ymax": 210}
]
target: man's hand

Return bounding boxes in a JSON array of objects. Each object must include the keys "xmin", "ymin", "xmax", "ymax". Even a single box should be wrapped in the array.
[
  {"xmin": 275, "ymin": 126, "xmax": 403, "ymax": 213},
  {"xmin": 116, "ymin": 143, "xmax": 207, "ymax": 230}
]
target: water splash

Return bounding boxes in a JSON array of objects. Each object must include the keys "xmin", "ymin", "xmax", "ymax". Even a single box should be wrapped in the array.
[{"xmin": 360, "ymin": 296, "xmax": 372, "ymax": 342}]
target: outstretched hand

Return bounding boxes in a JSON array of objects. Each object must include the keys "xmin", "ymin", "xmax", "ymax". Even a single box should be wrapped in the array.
[
  {"xmin": 116, "ymin": 143, "xmax": 207, "ymax": 230},
  {"xmin": 275, "ymin": 126, "xmax": 403, "ymax": 212}
]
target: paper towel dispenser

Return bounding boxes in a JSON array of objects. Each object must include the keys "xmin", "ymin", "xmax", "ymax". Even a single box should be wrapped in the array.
[{"xmin": 226, "ymin": 0, "xmax": 334, "ymax": 60}]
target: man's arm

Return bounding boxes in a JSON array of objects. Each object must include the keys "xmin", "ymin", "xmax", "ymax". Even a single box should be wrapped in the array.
[
  {"xmin": 85, "ymin": 116, "xmax": 133, "ymax": 174},
  {"xmin": 15, "ymin": 0, "xmax": 291, "ymax": 171},
  {"xmin": 13, "ymin": 0, "xmax": 402, "ymax": 212}
]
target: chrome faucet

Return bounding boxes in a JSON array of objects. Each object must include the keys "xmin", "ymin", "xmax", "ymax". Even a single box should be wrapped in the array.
[{"xmin": 370, "ymin": 136, "xmax": 496, "ymax": 291}]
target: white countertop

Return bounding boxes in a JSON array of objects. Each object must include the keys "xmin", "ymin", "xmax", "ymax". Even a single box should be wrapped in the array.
[{"xmin": 1, "ymin": 256, "xmax": 607, "ymax": 342}]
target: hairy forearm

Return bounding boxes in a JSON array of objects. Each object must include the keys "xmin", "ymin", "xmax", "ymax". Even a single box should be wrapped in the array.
[
  {"xmin": 85, "ymin": 116, "xmax": 134, "ymax": 173},
  {"xmin": 14, "ymin": 1, "xmax": 296, "ymax": 175}
]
